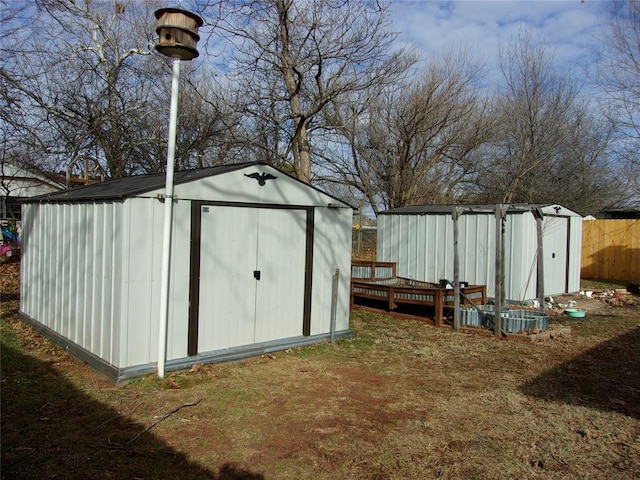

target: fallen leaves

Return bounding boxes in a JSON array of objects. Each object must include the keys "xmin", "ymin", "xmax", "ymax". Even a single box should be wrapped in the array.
[
  {"xmin": 577, "ymin": 428, "xmax": 600, "ymax": 440},
  {"xmin": 167, "ymin": 377, "xmax": 180, "ymax": 389}
]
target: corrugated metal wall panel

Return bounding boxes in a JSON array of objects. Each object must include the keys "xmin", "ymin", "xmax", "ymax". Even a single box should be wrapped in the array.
[
  {"xmin": 166, "ymin": 200, "xmax": 192, "ymax": 361},
  {"xmin": 49, "ymin": 204, "xmax": 66, "ymax": 335},
  {"xmin": 506, "ymin": 213, "xmax": 538, "ymax": 301},
  {"xmin": 40, "ymin": 204, "xmax": 50, "ymax": 326},
  {"xmin": 19, "ymin": 204, "xmax": 34, "ymax": 318},
  {"xmin": 90, "ymin": 203, "xmax": 104, "ymax": 355},
  {"xmin": 568, "ymin": 217, "xmax": 582, "ymax": 292},
  {"xmin": 124, "ymin": 199, "xmax": 159, "ymax": 367},
  {"xmin": 58, "ymin": 206, "xmax": 68, "ymax": 337},
  {"xmin": 101, "ymin": 203, "xmax": 116, "ymax": 361},
  {"xmin": 310, "ymin": 207, "xmax": 351, "ymax": 335},
  {"xmin": 71, "ymin": 204, "xmax": 85, "ymax": 344},
  {"xmin": 42, "ymin": 204, "xmax": 52, "ymax": 328},
  {"xmin": 460, "ymin": 214, "xmax": 492, "ymax": 294},
  {"xmin": 116, "ymin": 201, "xmax": 132, "ymax": 368},
  {"xmin": 79, "ymin": 203, "xmax": 91, "ymax": 348},
  {"xmin": 117, "ymin": 198, "xmax": 191, "ymax": 366},
  {"xmin": 83, "ymin": 203, "xmax": 97, "ymax": 351}
]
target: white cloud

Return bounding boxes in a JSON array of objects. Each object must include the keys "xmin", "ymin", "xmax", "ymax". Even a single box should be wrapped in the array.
[{"xmin": 390, "ymin": 0, "xmax": 611, "ymax": 91}]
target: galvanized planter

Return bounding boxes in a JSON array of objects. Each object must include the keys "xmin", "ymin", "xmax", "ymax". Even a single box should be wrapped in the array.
[
  {"xmin": 460, "ymin": 307, "xmax": 483, "ymax": 327},
  {"xmin": 476, "ymin": 304, "xmax": 511, "ymax": 330},
  {"xmin": 501, "ymin": 310, "xmax": 549, "ymax": 333},
  {"xmin": 460, "ymin": 305, "xmax": 549, "ymax": 333}
]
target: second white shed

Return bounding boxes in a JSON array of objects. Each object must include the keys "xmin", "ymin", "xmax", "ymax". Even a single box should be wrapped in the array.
[
  {"xmin": 377, "ymin": 204, "xmax": 582, "ymax": 302},
  {"xmin": 19, "ymin": 162, "xmax": 352, "ymax": 383}
]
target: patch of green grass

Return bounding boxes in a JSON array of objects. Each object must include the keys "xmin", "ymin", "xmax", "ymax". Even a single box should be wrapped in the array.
[
  {"xmin": 0, "ymin": 320, "xmax": 21, "ymax": 352},
  {"xmin": 123, "ymin": 373, "xmax": 167, "ymax": 391}
]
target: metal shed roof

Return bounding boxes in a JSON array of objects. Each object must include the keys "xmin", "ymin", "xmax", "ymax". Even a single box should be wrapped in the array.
[
  {"xmin": 22, "ymin": 163, "xmax": 254, "ymax": 203},
  {"xmin": 380, "ymin": 204, "xmax": 580, "ymax": 216}
]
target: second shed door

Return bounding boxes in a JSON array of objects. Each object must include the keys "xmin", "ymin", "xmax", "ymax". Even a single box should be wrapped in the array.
[
  {"xmin": 197, "ymin": 205, "xmax": 307, "ymax": 352},
  {"xmin": 542, "ymin": 216, "xmax": 569, "ymax": 296}
]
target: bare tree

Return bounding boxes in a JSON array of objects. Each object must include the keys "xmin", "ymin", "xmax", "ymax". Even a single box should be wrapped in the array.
[
  {"xmin": 1, "ymin": 0, "xmax": 164, "ymax": 177},
  {"xmin": 207, "ymin": 0, "xmax": 407, "ymax": 183},
  {"xmin": 319, "ymin": 51, "xmax": 488, "ymax": 214},
  {"xmin": 0, "ymin": 1, "xmax": 46, "ymax": 172},
  {"xmin": 469, "ymin": 29, "xmax": 630, "ymax": 211},
  {"xmin": 595, "ymin": 0, "xmax": 640, "ymax": 203},
  {"xmin": 473, "ymin": 30, "xmax": 580, "ymax": 204},
  {"xmin": 129, "ymin": 65, "xmax": 246, "ymax": 173}
]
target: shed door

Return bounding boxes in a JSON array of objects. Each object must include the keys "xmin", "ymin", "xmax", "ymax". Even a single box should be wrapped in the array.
[
  {"xmin": 196, "ymin": 205, "xmax": 307, "ymax": 353},
  {"xmin": 542, "ymin": 217, "xmax": 569, "ymax": 295}
]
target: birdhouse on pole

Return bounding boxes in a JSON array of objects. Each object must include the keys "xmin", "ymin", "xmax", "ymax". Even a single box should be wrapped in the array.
[{"xmin": 155, "ymin": 7, "xmax": 204, "ymax": 60}]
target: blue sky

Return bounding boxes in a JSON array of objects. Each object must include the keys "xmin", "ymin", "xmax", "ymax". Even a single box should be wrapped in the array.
[{"xmin": 389, "ymin": 0, "xmax": 611, "ymax": 88}]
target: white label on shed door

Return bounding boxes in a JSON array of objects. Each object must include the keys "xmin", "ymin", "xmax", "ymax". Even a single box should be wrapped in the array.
[
  {"xmin": 542, "ymin": 217, "xmax": 569, "ymax": 296},
  {"xmin": 197, "ymin": 206, "xmax": 306, "ymax": 352}
]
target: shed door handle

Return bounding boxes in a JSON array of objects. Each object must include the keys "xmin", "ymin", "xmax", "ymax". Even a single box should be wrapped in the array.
[{"xmin": 254, "ymin": 270, "xmax": 261, "ymax": 280}]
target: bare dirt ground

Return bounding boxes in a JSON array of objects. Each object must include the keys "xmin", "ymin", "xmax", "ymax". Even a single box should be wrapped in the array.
[{"xmin": 2, "ymin": 257, "xmax": 639, "ymax": 479}]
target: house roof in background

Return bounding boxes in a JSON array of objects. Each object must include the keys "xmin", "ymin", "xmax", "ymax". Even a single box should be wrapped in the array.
[{"xmin": 1, "ymin": 162, "xmax": 66, "ymax": 192}]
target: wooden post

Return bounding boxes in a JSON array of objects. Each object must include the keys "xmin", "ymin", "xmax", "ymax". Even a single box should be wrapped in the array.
[
  {"xmin": 534, "ymin": 208, "xmax": 546, "ymax": 313},
  {"xmin": 434, "ymin": 290, "xmax": 444, "ymax": 328},
  {"xmin": 494, "ymin": 204, "xmax": 506, "ymax": 336},
  {"xmin": 452, "ymin": 207, "xmax": 461, "ymax": 330},
  {"xmin": 358, "ymin": 207, "xmax": 363, "ymax": 253}
]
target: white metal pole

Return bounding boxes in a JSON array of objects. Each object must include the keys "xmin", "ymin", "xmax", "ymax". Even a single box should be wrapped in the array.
[
  {"xmin": 330, "ymin": 268, "xmax": 340, "ymax": 342},
  {"xmin": 158, "ymin": 58, "xmax": 181, "ymax": 379}
]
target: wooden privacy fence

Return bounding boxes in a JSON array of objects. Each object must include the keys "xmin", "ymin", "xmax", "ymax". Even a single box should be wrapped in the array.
[{"xmin": 581, "ymin": 219, "xmax": 640, "ymax": 281}]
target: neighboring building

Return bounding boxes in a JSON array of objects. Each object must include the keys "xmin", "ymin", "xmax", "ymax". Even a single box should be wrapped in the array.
[
  {"xmin": 19, "ymin": 162, "xmax": 353, "ymax": 383},
  {"xmin": 1, "ymin": 162, "xmax": 65, "ymax": 220}
]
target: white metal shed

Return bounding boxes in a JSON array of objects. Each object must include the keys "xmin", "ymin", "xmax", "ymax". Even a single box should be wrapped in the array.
[
  {"xmin": 377, "ymin": 204, "xmax": 582, "ymax": 302},
  {"xmin": 19, "ymin": 162, "xmax": 352, "ymax": 383}
]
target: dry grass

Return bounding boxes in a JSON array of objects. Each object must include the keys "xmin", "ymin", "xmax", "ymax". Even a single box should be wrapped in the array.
[{"xmin": 2, "ymin": 257, "xmax": 639, "ymax": 479}]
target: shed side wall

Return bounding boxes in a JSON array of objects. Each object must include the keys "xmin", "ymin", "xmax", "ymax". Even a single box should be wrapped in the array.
[
  {"xmin": 122, "ymin": 197, "xmax": 192, "ymax": 368},
  {"xmin": 20, "ymin": 202, "xmax": 123, "ymax": 365}
]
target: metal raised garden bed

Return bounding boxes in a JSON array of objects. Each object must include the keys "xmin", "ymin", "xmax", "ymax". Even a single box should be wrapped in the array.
[{"xmin": 460, "ymin": 305, "xmax": 549, "ymax": 333}]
